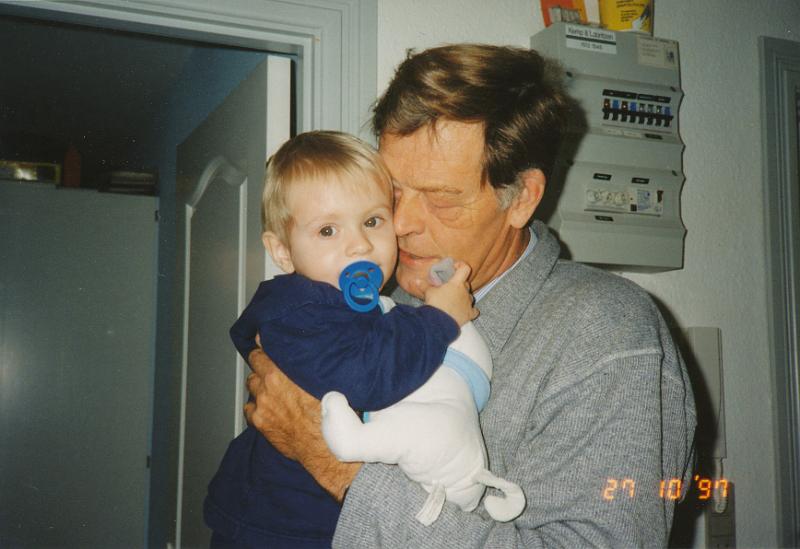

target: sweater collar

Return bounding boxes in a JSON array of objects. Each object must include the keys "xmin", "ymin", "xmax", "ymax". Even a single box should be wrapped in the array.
[
  {"xmin": 473, "ymin": 227, "xmax": 537, "ymax": 303},
  {"xmin": 390, "ymin": 221, "xmax": 562, "ymax": 358},
  {"xmin": 473, "ymin": 221, "xmax": 561, "ymax": 357}
]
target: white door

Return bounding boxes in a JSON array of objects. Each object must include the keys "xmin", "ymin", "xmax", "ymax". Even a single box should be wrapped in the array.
[{"xmin": 174, "ymin": 56, "xmax": 291, "ymax": 548}]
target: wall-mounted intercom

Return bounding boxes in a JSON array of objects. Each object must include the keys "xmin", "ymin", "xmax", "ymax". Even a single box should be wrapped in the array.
[{"xmin": 531, "ymin": 22, "xmax": 685, "ymax": 271}]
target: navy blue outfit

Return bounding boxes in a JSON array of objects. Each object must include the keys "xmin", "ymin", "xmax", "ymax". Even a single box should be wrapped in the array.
[{"xmin": 204, "ymin": 273, "xmax": 458, "ymax": 548}]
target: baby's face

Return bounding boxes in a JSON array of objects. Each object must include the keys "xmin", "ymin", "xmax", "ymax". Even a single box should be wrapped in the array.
[{"xmin": 284, "ymin": 176, "xmax": 397, "ymax": 290}]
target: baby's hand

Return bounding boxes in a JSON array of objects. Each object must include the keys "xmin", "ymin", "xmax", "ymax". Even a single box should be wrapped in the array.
[{"xmin": 423, "ymin": 261, "xmax": 478, "ymax": 326}]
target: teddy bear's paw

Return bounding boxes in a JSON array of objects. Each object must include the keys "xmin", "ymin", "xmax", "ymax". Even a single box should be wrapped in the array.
[
  {"xmin": 321, "ymin": 391, "xmax": 365, "ymax": 461},
  {"xmin": 321, "ymin": 391, "xmax": 349, "ymax": 417}
]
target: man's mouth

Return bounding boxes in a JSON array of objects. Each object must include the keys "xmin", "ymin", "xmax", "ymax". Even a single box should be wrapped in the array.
[{"xmin": 398, "ymin": 249, "xmax": 437, "ymax": 266}]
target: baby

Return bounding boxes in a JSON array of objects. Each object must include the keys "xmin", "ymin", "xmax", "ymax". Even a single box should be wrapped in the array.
[{"xmin": 204, "ymin": 131, "xmax": 523, "ymax": 549}]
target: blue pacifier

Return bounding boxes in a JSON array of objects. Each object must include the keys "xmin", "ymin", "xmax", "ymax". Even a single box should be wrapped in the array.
[{"xmin": 339, "ymin": 260, "xmax": 383, "ymax": 312}]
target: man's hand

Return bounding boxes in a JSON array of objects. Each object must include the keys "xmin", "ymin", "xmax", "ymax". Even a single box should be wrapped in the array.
[{"xmin": 244, "ymin": 348, "xmax": 361, "ymax": 502}]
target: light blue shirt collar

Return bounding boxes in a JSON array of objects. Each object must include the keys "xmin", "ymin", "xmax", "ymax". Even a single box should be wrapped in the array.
[{"xmin": 474, "ymin": 227, "xmax": 537, "ymax": 303}]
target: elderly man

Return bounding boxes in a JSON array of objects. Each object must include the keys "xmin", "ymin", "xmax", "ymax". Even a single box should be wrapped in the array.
[{"xmin": 245, "ymin": 44, "xmax": 695, "ymax": 547}]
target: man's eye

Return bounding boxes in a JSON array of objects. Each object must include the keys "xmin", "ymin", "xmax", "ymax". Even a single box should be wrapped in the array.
[
  {"xmin": 425, "ymin": 192, "xmax": 460, "ymax": 209},
  {"xmin": 319, "ymin": 225, "xmax": 336, "ymax": 237},
  {"xmin": 364, "ymin": 216, "xmax": 383, "ymax": 228}
]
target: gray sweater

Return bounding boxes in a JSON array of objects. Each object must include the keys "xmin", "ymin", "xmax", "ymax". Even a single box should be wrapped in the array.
[{"xmin": 333, "ymin": 221, "xmax": 696, "ymax": 548}]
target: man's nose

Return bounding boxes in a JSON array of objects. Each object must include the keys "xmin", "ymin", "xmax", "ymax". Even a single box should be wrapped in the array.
[
  {"xmin": 393, "ymin": 192, "xmax": 424, "ymax": 237},
  {"xmin": 346, "ymin": 228, "xmax": 374, "ymax": 256}
]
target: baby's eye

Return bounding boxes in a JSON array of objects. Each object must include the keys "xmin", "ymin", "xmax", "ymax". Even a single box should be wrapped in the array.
[
  {"xmin": 319, "ymin": 225, "xmax": 337, "ymax": 237},
  {"xmin": 364, "ymin": 216, "xmax": 383, "ymax": 228}
]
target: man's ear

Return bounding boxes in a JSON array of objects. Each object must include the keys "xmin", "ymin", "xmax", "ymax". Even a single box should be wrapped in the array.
[
  {"xmin": 262, "ymin": 231, "xmax": 295, "ymax": 273},
  {"xmin": 507, "ymin": 168, "xmax": 546, "ymax": 229}
]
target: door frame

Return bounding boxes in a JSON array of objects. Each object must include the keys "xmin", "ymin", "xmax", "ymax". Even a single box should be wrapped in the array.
[
  {"xmin": 0, "ymin": 1, "xmax": 377, "ymax": 546},
  {"xmin": 0, "ymin": 0, "xmax": 377, "ymax": 140},
  {"xmin": 760, "ymin": 35, "xmax": 800, "ymax": 548}
]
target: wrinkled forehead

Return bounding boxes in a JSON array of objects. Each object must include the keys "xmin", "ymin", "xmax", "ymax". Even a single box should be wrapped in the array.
[{"xmin": 378, "ymin": 120, "xmax": 488, "ymax": 191}]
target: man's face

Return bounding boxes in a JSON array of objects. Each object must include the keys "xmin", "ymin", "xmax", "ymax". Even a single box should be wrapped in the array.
[
  {"xmin": 281, "ymin": 176, "xmax": 397, "ymax": 290},
  {"xmin": 380, "ymin": 120, "xmax": 521, "ymax": 299}
]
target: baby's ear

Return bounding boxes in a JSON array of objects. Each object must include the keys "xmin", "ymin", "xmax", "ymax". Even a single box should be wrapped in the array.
[{"xmin": 262, "ymin": 231, "xmax": 295, "ymax": 274}]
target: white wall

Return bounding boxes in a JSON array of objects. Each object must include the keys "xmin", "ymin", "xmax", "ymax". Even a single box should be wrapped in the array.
[
  {"xmin": 630, "ymin": 4, "xmax": 800, "ymax": 547},
  {"xmin": 377, "ymin": 1, "xmax": 800, "ymax": 547}
]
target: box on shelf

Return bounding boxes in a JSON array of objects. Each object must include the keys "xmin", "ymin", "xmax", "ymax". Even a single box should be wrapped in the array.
[
  {"xmin": 540, "ymin": 0, "xmax": 653, "ymax": 35},
  {"xmin": 98, "ymin": 170, "xmax": 158, "ymax": 196},
  {"xmin": 0, "ymin": 160, "xmax": 61, "ymax": 183}
]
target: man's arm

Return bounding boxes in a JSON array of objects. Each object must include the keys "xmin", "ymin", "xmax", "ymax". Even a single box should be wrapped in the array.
[
  {"xmin": 244, "ymin": 348, "xmax": 361, "ymax": 502},
  {"xmin": 333, "ymin": 350, "xmax": 695, "ymax": 548}
]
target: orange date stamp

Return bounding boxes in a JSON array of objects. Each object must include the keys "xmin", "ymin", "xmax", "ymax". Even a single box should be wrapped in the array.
[{"xmin": 602, "ymin": 476, "xmax": 729, "ymax": 501}]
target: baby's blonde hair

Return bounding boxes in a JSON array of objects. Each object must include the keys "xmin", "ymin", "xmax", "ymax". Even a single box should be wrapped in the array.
[{"xmin": 262, "ymin": 131, "xmax": 393, "ymax": 244}]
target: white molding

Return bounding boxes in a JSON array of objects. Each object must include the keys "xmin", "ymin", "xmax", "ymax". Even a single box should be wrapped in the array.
[
  {"xmin": 176, "ymin": 202, "xmax": 193, "ymax": 549},
  {"xmin": 235, "ymin": 179, "xmax": 249, "ymax": 437},
  {"xmin": 760, "ymin": 35, "xmax": 800, "ymax": 549}
]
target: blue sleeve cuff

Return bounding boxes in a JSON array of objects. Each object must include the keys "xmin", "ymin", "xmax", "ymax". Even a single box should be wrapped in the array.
[{"xmin": 442, "ymin": 347, "xmax": 491, "ymax": 411}]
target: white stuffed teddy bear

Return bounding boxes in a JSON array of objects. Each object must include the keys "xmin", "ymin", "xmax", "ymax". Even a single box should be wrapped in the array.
[{"xmin": 321, "ymin": 296, "xmax": 525, "ymax": 526}]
